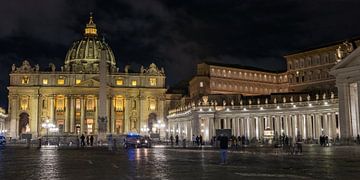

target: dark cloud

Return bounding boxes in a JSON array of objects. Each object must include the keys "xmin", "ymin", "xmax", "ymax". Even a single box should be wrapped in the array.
[{"xmin": 1, "ymin": 0, "xmax": 360, "ymax": 109}]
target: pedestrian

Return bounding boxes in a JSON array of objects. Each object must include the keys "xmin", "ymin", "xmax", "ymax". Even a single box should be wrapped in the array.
[
  {"xmin": 175, "ymin": 135, "xmax": 179, "ymax": 145},
  {"xmin": 90, "ymin": 135, "xmax": 94, "ymax": 146},
  {"xmin": 357, "ymin": 134, "xmax": 360, "ymax": 144},
  {"xmin": 192, "ymin": 134, "xmax": 196, "ymax": 146},
  {"xmin": 199, "ymin": 135, "xmax": 203, "ymax": 146},
  {"xmin": 196, "ymin": 136, "xmax": 200, "ymax": 146},
  {"xmin": 170, "ymin": 135, "xmax": 174, "ymax": 146},
  {"xmin": 80, "ymin": 134, "xmax": 85, "ymax": 147},
  {"xmin": 86, "ymin": 135, "xmax": 90, "ymax": 146},
  {"xmin": 218, "ymin": 134, "xmax": 229, "ymax": 165}
]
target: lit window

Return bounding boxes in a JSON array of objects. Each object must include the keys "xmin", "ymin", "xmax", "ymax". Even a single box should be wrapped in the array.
[
  {"xmin": 76, "ymin": 99, "xmax": 81, "ymax": 110},
  {"xmin": 115, "ymin": 96, "xmax": 124, "ymax": 111},
  {"xmin": 116, "ymin": 79, "xmax": 123, "ymax": 85},
  {"xmin": 149, "ymin": 99, "xmax": 156, "ymax": 110},
  {"xmin": 42, "ymin": 79, "xmax": 48, "ymax": 85},
  {"xmin": 22, "ymin": 76, "xmax": 29, "ymax": 84},
  {"xmin": 200, "ymin": 81, "xmax": 204, "ymax": 87},
  {"xmin": 57, "ymin": 77, "xmax": 65, "ymax": 85},
  {"xmin": 131, "ymin": 80, "xmax": 137, "ymax": 86},
  {"xmin": 86, "ymin": 96, "xmax": 94, "ymax": 111},
  {"xmin": 76, "ymin": 79, "xmax": 81, "ymax": 84},
  {"xmin": 56, "ymin": 95, "xmax": 65, "ymax": 111},
  {"xmin": 149, "ymin": 78, "xmax": 157, "ymax": 86}
]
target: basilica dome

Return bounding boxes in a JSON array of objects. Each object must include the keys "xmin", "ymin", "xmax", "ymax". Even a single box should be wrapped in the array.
[{"xmin": 64, "ymin": 14, "xmax": 116, "ymax": 72}]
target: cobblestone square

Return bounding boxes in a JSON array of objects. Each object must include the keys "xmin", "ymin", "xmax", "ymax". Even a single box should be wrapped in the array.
[{"xmin": 1, "ymin": 145, "xmax": 360, "ymax": 179}]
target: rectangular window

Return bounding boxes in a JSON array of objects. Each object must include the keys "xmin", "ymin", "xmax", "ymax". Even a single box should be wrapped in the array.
[
  {"xmin": 42, "ymin": 79, "xmax": 48, "ymax": 85},
  {"xmin": 115, "ymin": 96, "xmax": 124, "ymax": 111},
  {"xmin": 56, "ymin": 96, "xmax": 65, "ymax": 111},
  {"xmin": 76, "ymin": 99, "xmax": 81, "ymax": 110},
  {"xmin": 57, "ymin": 78, "xmax": 65, "ymax": 85},
  {"xmin": 131, "ymin": 80, "xmax": 137, "ymax": 86},
  {"xmin": 149, "ymin": 78, "xmax": 157, "ymax": 86},
  {"xmin": 76, "ymin": 79, "xmax": 81, "ymax": 84},
  {"xmin": 116, "ymin": 79, "xmax": 123, "ymax": 86}
]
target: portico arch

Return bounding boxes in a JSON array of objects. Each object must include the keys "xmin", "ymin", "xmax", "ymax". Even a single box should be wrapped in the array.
[{"xmin": 19, "ymin": 112, "xmax": 30, "ymax": 135}]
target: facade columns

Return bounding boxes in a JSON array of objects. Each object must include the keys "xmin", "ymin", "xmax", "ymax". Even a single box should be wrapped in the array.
[
  {"xmin": 80, "ymin": 96, "xmax": 85, "ymax": 134},
  {"xmin": 69, "ymin": 95, "xmax": 75, "ymax": 133},
  {"xmin": 94, "ymin": 96, "xmax": 99, "ymax": 134},
  {"xmin": 64, "ymin": 95, "xmax": 70, "ymax": 133},
  {"xmin": 49, "ymin": 95, "xmax": 55, "ymax": 124},
  {"xmin": 110, "ymin": 96, "xmax": 115, "ymax": 134},
  {"xmin": 30, "ymin": 95, "xmax": 39, "ymax": 137}
]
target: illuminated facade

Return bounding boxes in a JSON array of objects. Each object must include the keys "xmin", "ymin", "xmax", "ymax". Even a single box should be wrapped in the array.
[
  {"xmin": 169, "ymin": 39, "xmax": 360, "ymax": 143},
  {"xmin": 0, "ymin": 107, "xmax": 8, "ymax": 135},
  {"xmin": 7, "ymin": 15, "xmax": 167, "ymax": 139}
]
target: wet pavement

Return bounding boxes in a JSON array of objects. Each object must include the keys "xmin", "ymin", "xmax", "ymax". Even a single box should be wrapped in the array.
[{"xmin": 1, "ymin": 145, "xmax": 360, "ymax": 179}]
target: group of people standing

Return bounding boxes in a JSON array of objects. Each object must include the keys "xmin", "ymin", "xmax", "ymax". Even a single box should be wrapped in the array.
[
  {"xmin": 319, "ymin": 135, "xmax": 329, "ymax": 147},
  {"xmin": 80, "ymin": 134, "xmax": 94, "ymax": 147},
  {"xmin": 192, "ymin": 135, "xmax": 203, "ymax": 146}
]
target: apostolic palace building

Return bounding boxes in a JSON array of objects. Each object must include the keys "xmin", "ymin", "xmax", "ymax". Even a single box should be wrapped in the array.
[{"xmin": 4, "ymin": 14, "xmax": 360, "ymax": 144}]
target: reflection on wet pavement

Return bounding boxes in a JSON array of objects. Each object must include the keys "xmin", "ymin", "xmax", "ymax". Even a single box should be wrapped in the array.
[{"xmin": 1, "ymin": 145, "xmax": 360, "ymax": 179}]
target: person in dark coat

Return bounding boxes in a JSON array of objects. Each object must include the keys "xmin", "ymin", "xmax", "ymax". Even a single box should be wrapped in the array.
[
  {"xmin": 199, "ymin": 135, "xmax": 203, "ymax": 146},
  {"xmin": 90, "ymin": 135, "xmax": 94, "ymax": 146},
  {"xmin": 175, "ymin": 135, "xmax": 179, "ymax": 145},
  {"xmin": 218, "ymin": 134, "xmax": 229, "ymax": 164},
  {"xmin": 80, "ymin": 134, "xmax": 85, "ymax": 147}
]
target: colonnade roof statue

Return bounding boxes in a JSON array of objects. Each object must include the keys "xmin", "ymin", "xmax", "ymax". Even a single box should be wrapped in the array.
[{"xmin": 64, "ymin": 13, "xmax": 116, "ymax": 73}]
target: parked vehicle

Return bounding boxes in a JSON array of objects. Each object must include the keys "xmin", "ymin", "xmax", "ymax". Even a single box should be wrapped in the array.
[{"xmin": 124, "ymin": 133, "xmax": 151, "ymax": 148}]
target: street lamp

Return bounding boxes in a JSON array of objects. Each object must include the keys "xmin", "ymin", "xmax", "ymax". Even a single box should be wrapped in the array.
[{"xmin": 42, "ymin": 120, "xmax": 55, "ymax": 145}]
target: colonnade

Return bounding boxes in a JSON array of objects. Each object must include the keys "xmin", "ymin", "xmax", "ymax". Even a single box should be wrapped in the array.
[{"xmin": 211, "ymin": 112, "xmax": 338, "ymax": 141}]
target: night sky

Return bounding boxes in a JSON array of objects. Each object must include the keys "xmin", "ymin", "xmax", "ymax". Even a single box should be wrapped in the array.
[{"xmin": 1, "ymin": 0, "xmax": 360, "ymax": 109}]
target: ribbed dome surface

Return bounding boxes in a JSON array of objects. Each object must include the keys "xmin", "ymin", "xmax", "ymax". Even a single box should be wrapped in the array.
[
  {"xmin": 64, "ymin": 37, "xmax": 116, "ymax": 66},
  {"xmin": 64, "ymin": 14, "xmax": 116, "ymax": 71}
]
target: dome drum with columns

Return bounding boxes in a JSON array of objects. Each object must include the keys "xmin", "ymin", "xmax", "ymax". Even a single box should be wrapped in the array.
[{"xmin": 7, "ymin": 14, "xmax": 167, "ymax": 139}]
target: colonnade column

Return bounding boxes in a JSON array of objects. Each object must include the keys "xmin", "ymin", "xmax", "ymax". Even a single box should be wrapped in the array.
[
  {"xmin": 337, "ymin": 82, "xmax": 351, "ymax": 139},
  {"xmin": 330, "ymin": 113, "xmax": 337, "ymax": 139}
]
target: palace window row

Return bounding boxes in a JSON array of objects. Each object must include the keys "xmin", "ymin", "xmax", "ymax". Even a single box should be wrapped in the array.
[
  {"xmin": 210, "ymin": 68, "xmax": 287, "ymax": 83},
  {"xmin": 211, "ymin": 81, "xmax": 284, "ymax": 93},
  {"xmin": 288, "ymin": 53, "xmax": 336, "ymax": 70}
]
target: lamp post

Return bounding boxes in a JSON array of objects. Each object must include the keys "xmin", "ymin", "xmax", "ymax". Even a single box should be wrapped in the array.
[{"xmin": 42, "ymin": 120, "xmax": 55, "ymax": 145}]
